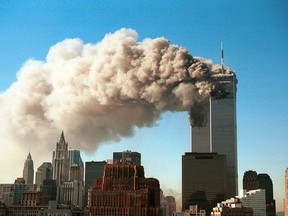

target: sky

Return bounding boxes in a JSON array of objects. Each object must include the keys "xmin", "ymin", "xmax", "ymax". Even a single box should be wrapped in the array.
[{"xmin": 0, "ymin": 0, "xmax": 287, "ymax": 212}]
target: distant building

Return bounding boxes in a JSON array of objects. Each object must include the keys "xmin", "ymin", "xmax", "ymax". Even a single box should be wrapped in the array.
[
  {"xmin": 84, "ymin": 161, "xmax": 106, "ymax": 207},
  {"xmin": 22, "ymin": 152, "xmax": 34, "ymax": 184},
  {"xmin": 0, "ymin": 184, "xmax": 14, "ymax": 205},
  {"xmin": 0, "ymin": 181, "xmax": 36, "ymax": 206},
  {"xmin": 21, "ymin": 191, "xmax": 42, "ymax": 206},
  {"xmin": 284, "ymin": 168, "xmax": 288, "ymax": 216},
  {"xmin": 239, "ymin": 189, "xmax": 266, "ymax": 216},
  {"xmin": 52, "ymin": 131, "xmax": 69, "ymax": 182},
  {"xmin": 243, "ymin": 170, "xmax": 276, "ymax": 216},
  {"xmin": 182, "ymin": 152, "xmax": 227, "ymax": 213},
  {"xmin": 113, "ymin": 150, "xmax": 141, "ymax": 165},
  {"xmin": 211, "ymin": 197, "xmax": 253, "ymax": 216},
  {"xmin": 68, "ymin": 149, "xmax": 84, "ymax": 181},
  {"xmin": 35, "ymin": 162, "xmax": 53, "ymax": 189},
  {"xmin": 88, "ymin": 161, "xmax": 162, "ymax": 216},
  {"xmin": 161, "ymin": 191, "xmax": 176, "ymax": 216},
  {"xmin": 165, "ymin": 196, "xmax": 176, "ymax": 216},
  {"xmin": 172, "ymin": 205, "xmax": 206, "ymax": 215},
  {"xmin": 243, "ymin": 170, "xmax": 259, "ymax": 191},
  {"xmin": 59, "ymin": 180, "xmax": 84, "ymax": 208},
  {"xmin": 39, "ymin": 201, "xmax": 88, "ymax": 216},
  {"xmin": 41, "ymin": 180, "xmax": 57, "ymax": 205}
]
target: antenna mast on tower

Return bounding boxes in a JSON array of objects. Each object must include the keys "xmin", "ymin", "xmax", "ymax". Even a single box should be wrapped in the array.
[{"xmin": 221, "ymin": 42, "xmax": 225, "ymax": 73}]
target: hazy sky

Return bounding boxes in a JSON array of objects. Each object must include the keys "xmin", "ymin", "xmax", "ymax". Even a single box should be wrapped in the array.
[{"xmin": 0, "ymin": 0, "xmax": 287, "ymax": 212}]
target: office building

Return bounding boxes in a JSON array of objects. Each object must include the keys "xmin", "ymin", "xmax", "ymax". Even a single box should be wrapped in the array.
[
  {"xmin": 0, "ymin": 184, "xmax": 14, "ymax": 205},
  {"xmin": 41, "ymin": 180, "xmax": 57, "ymax": 205},
  {"xmin": 35, "ymin": 162, "xmax": 53, "ymax": 189},
  {"xmin": 84, "ymin": 160, "xmax": 106, "ymax": 207},
  {"xmin": 165, "ymin": 196, "xmax": 176, "ymax": 216},
  {"xmin": 59, "ymin": 180, "xmax": 84, "ymax": 208},
  {"xmin": 243, "ymin": 170, "xmax": 276, "ymax": 216},
  {"xmin": 88, "ymin": 161, "xmax": 162, "ymax": 216},
  {"xmin": 113, "ymin": 150, "xmax": 141, "ymax": 165},
  {"xmin": 68, "ymin": 149, "xmax": 84, "ymax": 181},
  {"xmin": 243, "ymin": 170, "xmax": 259, "ymax": 191},
  {"xmin": 190, "ymin": 71, "xmax": 237, "ymax": 198},
  {"xmin": 239, "ymin": 189, "xmax": 266, "ymax": 216},
  {"xmin": 182, "ymin": 152, "xmax": 227, "ymax": 213},
  {"xmin": 52, "ymin": 131, "xmax": 69, "ymax": 182},
  {"xmin": 22, "ymin": 152, "xmax": 34, "ymax": 184}
]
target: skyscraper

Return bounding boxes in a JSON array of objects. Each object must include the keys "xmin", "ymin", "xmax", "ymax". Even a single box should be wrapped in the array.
[
  {"xmin": 182, "ymin": 152, "xmax": 227, "ymax": 213},
  {"xmin": 22, "ymin": 152, "xmax": 34, "ymax": 184},
  {"xmin": 84, "ymin": 161, "xmax": 107, "ymax": 207},
  {"xmin": 52, "ymin": 131, "xmax": 69, "ymax": 182},
  {"xmin": 35, "ymin": 162, "xmax": 53, "ymax": 189},
  {"xmin": 190, "ymin": 71, "xmax": 238, "ymax": 198},
  {"xmin": 285, "ymin": 168, "xmax": 288, "ymax": 216},
  {"xmin": 68, "ymin": 149, "xmax": 84, "ymax": 181}
]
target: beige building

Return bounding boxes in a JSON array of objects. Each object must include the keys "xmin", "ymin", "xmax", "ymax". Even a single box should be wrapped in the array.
[{"xmin": 211, "ymin": 197, "xmax": 253, "ymax": 216}]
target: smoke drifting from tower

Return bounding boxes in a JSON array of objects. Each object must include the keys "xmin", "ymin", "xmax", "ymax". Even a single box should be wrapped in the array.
[{"xmin": 0, "ymin": 28, "xmax": 235, "ymax": 152}]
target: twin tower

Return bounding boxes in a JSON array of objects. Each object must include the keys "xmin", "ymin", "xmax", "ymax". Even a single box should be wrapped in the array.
[{"xmin": 183, "ymin": 71, "xmax": 238, "ymax": 212}]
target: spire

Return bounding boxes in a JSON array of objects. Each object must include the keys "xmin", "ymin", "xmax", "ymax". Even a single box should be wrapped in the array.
[
  {"xmin": 27, "ymin": 152, "xmax": 32, "ymax": 160},
  {"xmin": 59, "ymin": 131, "xmax": 65, "ymax": 143},
  {"xmin": 221, "ymin": 42, "xmax": 225, "ymax": 73}
]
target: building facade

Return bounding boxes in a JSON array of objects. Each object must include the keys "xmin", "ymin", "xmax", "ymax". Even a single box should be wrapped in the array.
[
  {"xmin": 239, "ymin": 189, "xmax": 266, "ymax": 216},
  {"xmin": 182, "ymin": 152, "xmax": 227, "ymax": 213},
  {"xmin": 23, "ymin": 152, "xmax": 34, "ymax": 184},
  {"xmin": 68, "ymin": 149, "xmax": 84, "ymax": 181},
  {"xmin": 113, "ymin": 150, "xmax": 141, "ymax": 165},
  {"xmin": 190, "ymin": 72, "xmax": 237, "ymax": 199},
  {"xmin": 84, "ymin": 160, "xmax": 107, "ymax": 207},
  {"xmin": 35, "ymin": 162, "xmax": 53, "ymax": 189},
  {"xmin": 88, "ymin": 161, "xmax": 162, "ymax": 216}
]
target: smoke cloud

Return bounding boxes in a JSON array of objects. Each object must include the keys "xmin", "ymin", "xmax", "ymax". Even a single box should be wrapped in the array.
[{"xmin": 0, "ymin": 28, "xmax": 233, "ymax": 153}]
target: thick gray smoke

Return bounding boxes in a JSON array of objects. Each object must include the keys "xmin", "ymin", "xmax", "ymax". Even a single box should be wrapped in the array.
[{"xmin": 0, "ymin": 28, "xmax": 232, "ymax": 152}]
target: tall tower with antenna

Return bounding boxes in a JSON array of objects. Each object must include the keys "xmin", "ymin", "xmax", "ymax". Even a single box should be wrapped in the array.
[
  {"xmin": 189, "ymin": 43, "xmax": 238, "ymax": 199},
  {"xmin": 221, "ymin": 42, "xmax": 225, "ymax": 73}
]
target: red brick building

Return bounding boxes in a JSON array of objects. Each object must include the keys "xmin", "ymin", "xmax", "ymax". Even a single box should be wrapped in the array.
[{"xmin": 88, "ymin": 162, "xmax": 162, "ymax": 216}]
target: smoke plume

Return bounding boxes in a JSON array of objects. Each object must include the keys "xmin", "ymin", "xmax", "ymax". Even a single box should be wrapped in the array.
[{"xmin": 0, "ymin": 28, "xmax": 233, "ymax": 153}]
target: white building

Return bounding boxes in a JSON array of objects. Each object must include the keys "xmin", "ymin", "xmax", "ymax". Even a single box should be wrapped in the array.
[{"xmin": 211, "ymin": 197, "xmax": 253, "ymax": 216}]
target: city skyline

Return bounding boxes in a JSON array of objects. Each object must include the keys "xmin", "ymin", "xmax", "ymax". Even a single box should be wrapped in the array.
[{"xmin": 0, "ymin": 1, "xmax": 287, "ymax": 213}]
